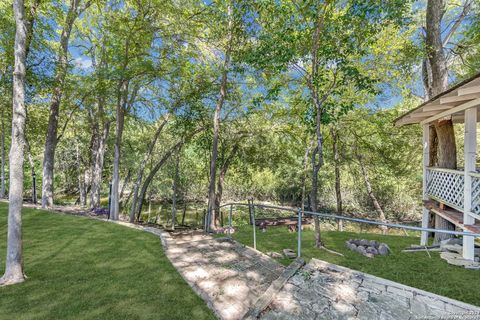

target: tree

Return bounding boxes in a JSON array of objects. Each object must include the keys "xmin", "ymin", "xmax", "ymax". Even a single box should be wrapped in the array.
[
  {"xmin": 41, "ymin": 0, "xmax": 91, "ymax": 208},
  {"xmin": 129, "ymin": 115, "xmax": 169, "ymax": 222},
  {"xmin": 206, "ymin": 1, "xmax": 234, "ymax": 231},
  {"xmin": 423, "ymin": 0, "xmax": 474, "ymax": 241},
  {"xmin": 330, "ymin": 127, "xmax": 343, "ymax": 231},
  {"xmin": 0, "ymin": 0, "xmax": 28, "ymax": 286},
  {"xmin": 0, "ymin": 105, "xmax": 5, "ymax": 199}
]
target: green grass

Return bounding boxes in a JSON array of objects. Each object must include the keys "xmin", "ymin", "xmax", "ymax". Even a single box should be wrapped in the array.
[
  {"xmin": 231, "ymin": 224, "xmax": 480, "ymax": 306},
  {"xmin": 0, "ymin": 202, "xmax": 215, "ymax": 320}
]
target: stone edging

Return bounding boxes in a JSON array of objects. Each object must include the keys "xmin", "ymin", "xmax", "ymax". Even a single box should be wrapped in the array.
[
  {"xmin": 310, "ymin": 258, "xmax": 480, "ymax": 314},
  {"xmin": 242, "ymin": 258, "xmax": 305, "ymax": 320}
]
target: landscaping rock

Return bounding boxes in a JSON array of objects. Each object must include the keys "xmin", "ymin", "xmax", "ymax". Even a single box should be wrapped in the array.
[
  {"xmin": 346, "ymin": 239, "xmax": 390, "ymax": 257},
  {"xmin": 442, "ymin": 244, "xmax": 480, "ymax": 257},
  {"xmin": 345, "ymin": 241, "xmax": 357, "ymax": 251},
  {"xmin": 283, "ymin": 248, "xmax": 297, "ymax": 259},
  {"xmin": 215, "ymin": 226, "xmax": 236, "ymax": 235},
  {"xmin": 356, "ymin": 245, "xmax": 367, "ymax": 255},
  {"xmin": 378, "ymin": 244, "xmax": 391, "ymax": 256},
  {"xmin": 440, "ymin": 238, "xmax": 463, "ymax": 246},
  {"xmin": 440, "ymin": 251, "xmax": 480, "ymax": 268},
  {"xmin": 366, "ymin": 247, "xmax": 379, "ymax": 255},
  {"xmin": 267, "ymin": 251, "xmax": 283, "ymax": 259},
  {"xmin": 359, "ymin": 239, "xmax": 370, "ymax": 246}
]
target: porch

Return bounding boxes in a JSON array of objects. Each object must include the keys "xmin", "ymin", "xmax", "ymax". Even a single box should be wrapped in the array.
[{"xmin": 395, "ymin": 72, "xmax": 480, "ymax": 261}]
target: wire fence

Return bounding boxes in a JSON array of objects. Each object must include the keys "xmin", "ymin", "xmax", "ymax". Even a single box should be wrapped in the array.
[{"xmin": 214, "ymin": 201, "xmax": 480, "ymax": 258}]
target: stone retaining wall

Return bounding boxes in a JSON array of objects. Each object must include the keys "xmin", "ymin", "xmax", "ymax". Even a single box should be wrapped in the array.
[{"xmin": 310, "ymin": 258, "xmax": 480, "ymax": 317}]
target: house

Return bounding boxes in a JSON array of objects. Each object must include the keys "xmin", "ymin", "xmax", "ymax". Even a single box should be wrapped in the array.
[{"xmin": 395, "ymin": 72, "xmax": 480, "ymax": 260}]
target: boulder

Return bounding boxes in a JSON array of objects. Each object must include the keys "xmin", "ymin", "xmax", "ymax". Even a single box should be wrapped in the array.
[
  {"xmin": 369, "ymin": 240, "xmax": 379, "ymax": 248},
  {"xmin": 283, "ymin": 248, "xmax": 297, "ymax": 259},
  {"xmin": 366, "ymin": 247, "xmax": 379, "ymax": 255},
  {"xmin": 378, "ymin": 244, "xmax": 391, "ymax": 256},
  {"xmin": 440, "ymin": 238, "xmax": 463, "ymax": 247},
  {"xmin": 441, "ymin": 244, "xmax": 480, "ymax": 257},
  {"xmin": 345, "ymin": 241, "xmax": 357, "ymax": 251},
  {"xmin": 223, "ymin": 226, "xmax": 235, "ymax": 234},
  {"xmin": 356, "ymin": 245, "xmax": 367, "ymax": 255},
  {"xmin": 441, "ymin": 244, "xmax": 463, "ymax": 254},
  {"xmin": 440, "ymin": 251, "xmax": 480, "ymax": 268},
  {"xmin": 359, "ymin": 239, "xmax": 370, "ymax": 247}
]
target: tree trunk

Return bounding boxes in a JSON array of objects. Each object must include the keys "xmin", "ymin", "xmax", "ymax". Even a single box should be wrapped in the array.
[
  {"xmin": 207, "ymin": 2, "xmax": 233, "ymax": 232},
  {"xmin": 90, "ymin": 99, "xmax": 110, "ymax": 209},
  {"xmin": 331, "ymin": 127, "xmax": 343, "ymax": 231},
  {"xmin": 135, "ymin": 141, "xmax": 183, "ymax": 220},
  {"xmin": 181, "ymin": 201, "xmax": 187, "ymax": 225},
  {"xmin": 110, "ymin": 86, "xmax": 126, "ymax": 220},
  {"xmin": 426, "ymin": 0, "xmax": 448, "ymax": 98},
  {"xmin": 24, "ymin": 0, "xmax": 41, "ymax": 61},
  {"xmin": 310, "ymin": 146, "xmax": 322, "ymax": 247},
  {"xmin": 0, "ymin": 106, "xmax": 5, "ymax": 199},
  {"xmin": 129, "ymin": 115, "xmax": 169, "ymax": 222},
  {"xmin": 308, "ymin": 2, "xmax": 330, "ymax": 249},
  {"xmin": 41, "ymin": 0, "xmax": 82, "ymax": 208},
  {"xmin": 357, "ymin": 152, "xmax": 387, "ymax": 234},
  {"xmin": 119, "ymin": 168, "xmax": 131, "ymax": 202},
  {"xmin": 0, "ymin": 0, "xmax": 28, "ymax": 285},
  {"xmin": 171, "ymin": 152, "xmax": 180, "ymax": 230},
  {"xmin": 109, "ymin": 35, "xmax": 136, "ymax": 220},
  {"xmin": 426, "ymin": 0, "xmax": 456, "ymax": 241},
  {"xmin": 428, "ymin": 125, "xmax": 438, "ymax": 166},
  {"xmin": 76, "ymin": 143, "xmax": 87, "ymax": 206},
  {"xmin": 301, "ymin": 141, "xmax": 313, "ymax": 214},
  {"xmin": 214, "ymin": 144, "xmax": 238, "ymax": 216}
]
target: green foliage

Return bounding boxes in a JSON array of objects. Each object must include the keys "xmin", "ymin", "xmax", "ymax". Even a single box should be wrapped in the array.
[{"xmin": 0, "ymin": 0, "xmax": 477, "ymax": 222}]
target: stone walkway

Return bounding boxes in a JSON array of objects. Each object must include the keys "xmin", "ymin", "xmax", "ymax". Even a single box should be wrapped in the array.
[
  {"xmin": 161, "ymin": 231, "xmax": 285, "ymax": 320},
  {"xmin": 261, "ymin": 259, "xmax": 480, "ymax": 320}
]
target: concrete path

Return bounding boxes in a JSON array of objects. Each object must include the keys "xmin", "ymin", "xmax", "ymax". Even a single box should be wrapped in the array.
[{"xmin": 161, "ymin": 231, "xmax": 285, "ymax": 320}]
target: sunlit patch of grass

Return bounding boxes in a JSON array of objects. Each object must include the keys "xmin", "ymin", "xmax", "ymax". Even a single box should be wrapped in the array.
[
  {"xmin": 231, "ymin": 224, "xmax": 480, "ymax": 306},
  {"xmin": 0, "ymin": 203, "xmax": 214, "ymax": 320}
]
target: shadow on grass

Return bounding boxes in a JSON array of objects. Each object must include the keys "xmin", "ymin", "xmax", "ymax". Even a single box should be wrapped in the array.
[{"xmin": 0, "ymin": 203, "xmax": 215, "ymax": 320}]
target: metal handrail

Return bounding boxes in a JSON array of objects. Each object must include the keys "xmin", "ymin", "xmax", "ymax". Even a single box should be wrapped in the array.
[{"xmin": 220, "ymin": 202, "xmax": 480, "ymax": 238}]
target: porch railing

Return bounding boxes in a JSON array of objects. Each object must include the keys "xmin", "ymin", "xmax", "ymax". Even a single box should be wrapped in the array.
[
  {"xmin": 470, "ymin": 172, "xmax": 480, "ymax": 217},
  {"xmin": 426, "ymin": 167, "xmax": 480, "ymax": 218},
  {"xmin": 426, "ymin": 167, "xmax": 465, "ymax": 211}
]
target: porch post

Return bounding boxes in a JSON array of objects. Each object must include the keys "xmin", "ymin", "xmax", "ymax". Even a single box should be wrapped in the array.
[
  {"xmin": 463, "ymin": 107, "xmax": 476, "ymax": 260},
  {"xmin": 421, "ymin": 124, "xmax": 430, "ymax": 246}
]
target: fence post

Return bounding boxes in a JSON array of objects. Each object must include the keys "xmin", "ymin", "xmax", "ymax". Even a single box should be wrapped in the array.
[
  {"xmin": 297, "ymin": 207, "xmax": 302, "ymax": 258},
  {"xmin": 251, "ymin": 200, "xmax": 257, "ymax": 250},
  {"xmin": 203, "ymin": 209, "xmax": 207, "ymax": 232},
  {"xmin": 107, "ymin": 182, "xmax": 112, "ymax": 220},
  {"xmin": 228, "ymin": 204, "xmax": 233, "ymax": 239}
]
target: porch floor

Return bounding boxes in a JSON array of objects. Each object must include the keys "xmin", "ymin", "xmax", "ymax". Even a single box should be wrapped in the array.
[{"xmin": 425, "ymin": 201, "xmax": 480, "ymax": 234}]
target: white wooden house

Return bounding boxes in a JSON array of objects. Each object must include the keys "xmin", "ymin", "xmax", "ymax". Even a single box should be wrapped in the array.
[{"xmin": 395, "ymin": 72, "xmax": 480, "ymax": 260}]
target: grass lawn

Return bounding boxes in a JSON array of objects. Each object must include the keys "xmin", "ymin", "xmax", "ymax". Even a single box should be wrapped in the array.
[
  {"xmin": 0, "ymin": 202, "xmax": 215, "ymax": 320},
  {"xmin": 231, "ymin": 224, "xmax": 480, "ymax": 306}
]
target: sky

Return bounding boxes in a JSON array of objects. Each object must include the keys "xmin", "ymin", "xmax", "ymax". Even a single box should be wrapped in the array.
[{"xmin": 48, "ymin": 0, "xmax": 477, "ymax": 120}]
